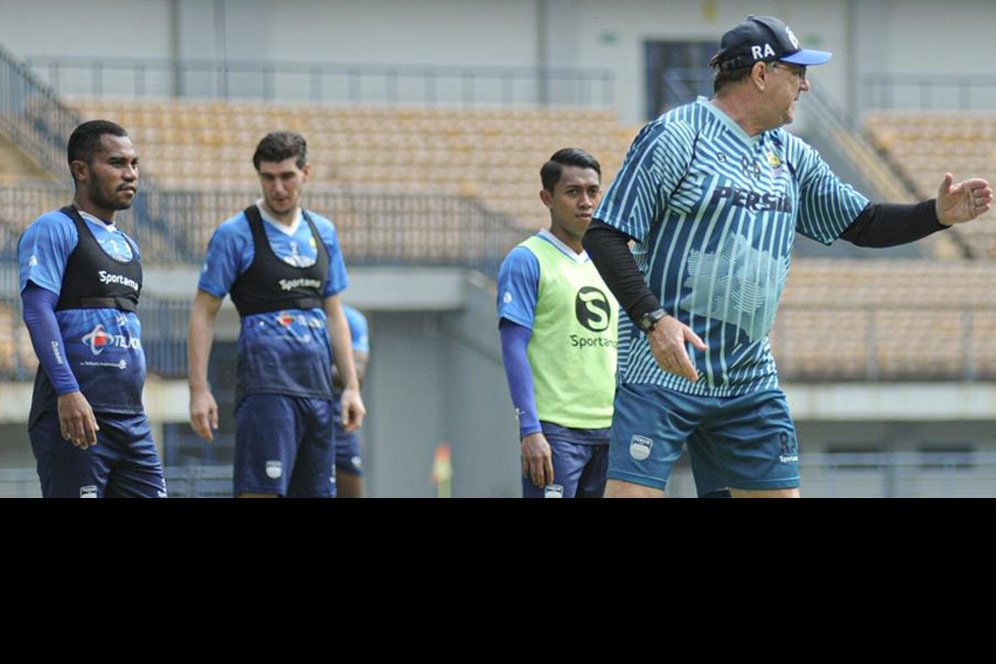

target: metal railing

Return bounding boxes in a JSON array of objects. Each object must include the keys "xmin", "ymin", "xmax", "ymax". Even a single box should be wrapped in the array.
[
  {"xmin": 769, "ymin": 303, "xmax": 996, "ymax": 383},
  {"xmin": 23, "ymin": 56, "xmax": 615, "ymax": 108},
  {"xmin": 861, "ymin": 73, "xmax": 996, "ymax": 112},
  {"xmin": 0, "ymin": 183, "xmax": 528, "ymax": 273},
  {"xmin": 4, "ymin": 451, "xmax": 996, "ymax": 497},
  {"xmin": 0, "ymin": 43, "xmax": 81, "ymax": 179},
  {"xmin": 805, "ymin": 86, "xmax": 920, "ymax": 203},
  {"xmin": 672, "ymin": 451, "xmax": 996, "ymax": 498},
  {"xmin": 1, "ymin": 45, "xmax": 183, "ymax": 260},
  {"xmin": 0, "ymin": 182, "xmax": 530, "ymax": 380},
  {"xmin": 3, "ymin": 291, "xmax": 995, "ymax": 383}
]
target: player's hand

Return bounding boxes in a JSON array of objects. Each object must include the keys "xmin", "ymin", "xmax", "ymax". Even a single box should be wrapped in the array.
[
  {"xmin": 521, "ymin": 432, "xmax": 554, "ymax": 488},
  {"xmin": 936, "ymin": 173, "xmax": 992, "ymax": 225},
  {"xmin": 57, "ymin": 391, "xmax": 99, "ymax": 449},
  {"xmin": 647, "ymin": 315, "xmax": 708, "ymax": 382},
  {"xmin": 189, "ymin": 387, "xmax": 219, "ymax": 442},
  {"xmin": 339, "ymin": 386, "xmax": 366, "ymax": 433}
]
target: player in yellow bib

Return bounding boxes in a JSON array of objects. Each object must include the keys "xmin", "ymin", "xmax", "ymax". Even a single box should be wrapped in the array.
[{"xmin": 497, "ymin": 148, "xmax": 618, "ymax": 498}]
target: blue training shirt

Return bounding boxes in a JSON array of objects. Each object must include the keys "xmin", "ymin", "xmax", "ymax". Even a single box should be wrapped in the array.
[
  {"xmin": 595, "ymin": 97, "xmax": 869, "ymax": 396},
  {"xmin": 198, "ymin": 204, "xmax": 349, "ymax": 400},
  {"xmin": 342, "ymin": 304, "xmax": 369, "ymax": 353},
  {"xmin": 18, "ymin": 208, "xmax": 147, "ymax": 414}
]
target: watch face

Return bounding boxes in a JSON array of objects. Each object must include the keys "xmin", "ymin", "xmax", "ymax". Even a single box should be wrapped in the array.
[{"xmin": 641, "ymin": 310, "xmax": 665, "ymax": 331}]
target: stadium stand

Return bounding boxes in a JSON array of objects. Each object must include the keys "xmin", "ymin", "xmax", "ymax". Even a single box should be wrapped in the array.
[
  {"xmin": 5, "ymin": 97, "xmax": 996, "ymax": 384},
  {"xmin": 0, "ymin": 300, "xmax": 37, "ymax": 377},
  {"xmin": 67, "ymin": 97, "xmax": 640, "ymax": 232},
  {"xmin": 864, "ymin": 111, "xmax": 996, "ymax": 258},
  {"xmin": 773, "ymin": 259, "xmax": 996, "ymax": 379}
]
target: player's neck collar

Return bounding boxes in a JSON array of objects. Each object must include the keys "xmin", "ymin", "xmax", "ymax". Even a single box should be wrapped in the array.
[
  {"xmin": 701, "ymin": 96, "xmax": 765, "ymax": 144},
  {"xmin": 76, "ymin": 207, "xmax": 117, "ymax": 231},
  {"xmin": 256, "ymin": 200, "xmax": 302, "ymax": 235},
  {"xmin": 539, "ymin": 228, "xmax": 588, "ymax": 263}
]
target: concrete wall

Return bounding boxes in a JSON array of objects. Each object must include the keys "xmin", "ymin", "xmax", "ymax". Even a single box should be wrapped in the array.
[{"xmin": 362, "ymin": 272, "xmax": 519, "ymax": 497}]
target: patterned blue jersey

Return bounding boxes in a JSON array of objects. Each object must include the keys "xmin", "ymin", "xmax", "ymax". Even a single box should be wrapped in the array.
[
  {"xmin": 595, "ymin": 97, "xmax": 869, "ymax": 396},
  {"xmin": 18, "ymin": 209, "xmax": 146, "ymax": 414},
  {"xmin": 198, "ymin": 205, "xmax": 349, "ymax": 400}
]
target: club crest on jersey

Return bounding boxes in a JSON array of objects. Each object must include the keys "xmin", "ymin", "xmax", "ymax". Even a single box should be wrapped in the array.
[
  {"xmin": 766, "ymin": 152, "xmax": 783, "ymax": 169},
  {"xmin": 97, "ymin": 236, "xmax": 134, "ymax": 262}
]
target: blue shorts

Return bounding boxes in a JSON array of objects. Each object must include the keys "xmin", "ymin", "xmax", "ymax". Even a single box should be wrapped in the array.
[
  {"xmin": 522, "ymin": 422, "xmax": 610, "ymax": 499},
  {"xmin": 332, "ymin": 398, "xmax": 363, "ymax": 477},
  {"xmin": 334, "ymin": 425, "xmax": 363, "ymax": 476},
  {"xmin": 234, "ymin": 394, "xmax": 335, "ymax": 497},
  {"xmin": 29, "ymin": 411, "xmax": 167, "ymax": 498},
  {"xmin": 609, "ymin": 384, "xmax": 800, "ymax": 492}
]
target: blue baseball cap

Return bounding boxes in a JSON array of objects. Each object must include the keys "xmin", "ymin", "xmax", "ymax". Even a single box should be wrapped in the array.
[{"xmin": 709, "ymin": 15, "xmax": 832, "ymax": 71}]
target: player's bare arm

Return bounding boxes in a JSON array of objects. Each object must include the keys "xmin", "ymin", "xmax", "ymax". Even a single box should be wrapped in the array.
[
  {"xmin": 188, "ymin": 290, "xmax": 223, "ymax": 442},
  {"xmin": 324, "ymin": 296, "xmax": 367, "ymax": 432}
]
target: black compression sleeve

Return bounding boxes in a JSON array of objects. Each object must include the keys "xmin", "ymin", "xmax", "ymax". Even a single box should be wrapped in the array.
[
  {"xmin": 839, "ymin": 200, "xmax": 947, "ymax": 247},
  {"xmin": 582, "ymin": 220, "xmax": 662, "ymax": 322}
]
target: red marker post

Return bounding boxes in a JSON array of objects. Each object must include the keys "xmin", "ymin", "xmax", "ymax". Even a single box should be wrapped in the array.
[{"xmin": 431, "ymin": 442, "xmax": 453, "ymax": 498}]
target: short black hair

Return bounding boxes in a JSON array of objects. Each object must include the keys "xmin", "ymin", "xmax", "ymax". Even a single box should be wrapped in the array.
[
  {"xmin": 540, "ymin": 147, "xmax": 601, "ymax": 192},
  {"xmin": 67, "ymin": 119, "xmax": 128, "ymax": 167},
  {"xmin": 253, "ymin": 131, "xmax": 308, "ymax": 170}
]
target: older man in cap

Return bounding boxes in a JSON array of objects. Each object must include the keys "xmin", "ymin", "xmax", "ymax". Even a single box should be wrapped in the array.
[{"xmin": 582, "ymin": 15, "xmax": 993, "ymax": 498}]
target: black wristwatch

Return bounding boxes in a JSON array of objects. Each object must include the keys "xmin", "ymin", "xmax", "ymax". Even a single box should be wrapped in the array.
[{"xmin": 637, "ymin": 308, "xmax": 668, "ymax": 332}]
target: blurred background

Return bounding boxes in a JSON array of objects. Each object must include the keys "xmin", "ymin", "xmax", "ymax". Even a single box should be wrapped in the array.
[{"xmin": 1, "ymin": 0, "xmax": 995, "ymax": 497}]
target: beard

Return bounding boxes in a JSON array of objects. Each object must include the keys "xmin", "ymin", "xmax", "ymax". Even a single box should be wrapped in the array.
[{"xmin": 89, "ymin": 179, "xmax": 135, "ymax": 211}]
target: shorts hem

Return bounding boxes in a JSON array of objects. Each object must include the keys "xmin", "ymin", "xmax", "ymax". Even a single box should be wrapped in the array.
[
  {"xmin": 234, "ymin": 484, "xmax": 285, "ymax": 497},
  {"xmin": 606, "ymin": 470, "xmax": 668, "ymax": 491},
  {"xmin": 727, "ymin": 477, "xmax": 800, "ymax": 491}
]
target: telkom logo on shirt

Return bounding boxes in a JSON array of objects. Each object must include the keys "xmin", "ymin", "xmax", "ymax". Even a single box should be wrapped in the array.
[
  {"xmin": 82, "ymin": 324, "xmax": 141, "ymax": 355},
  {"xmin": 574, "ymin": 287, "xmax": 611, "ymax": 332}
]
